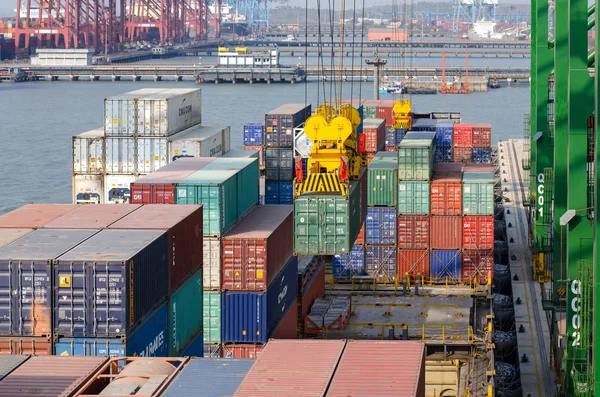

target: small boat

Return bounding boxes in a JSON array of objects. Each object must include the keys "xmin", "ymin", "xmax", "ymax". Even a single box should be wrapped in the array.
[
  {"xmin": 489, "ymin": 78, "xmax": 500, "ymax": 89},
  {"xmin": 380, "ymin": 80, "xmax": 404, "ymax": 94}
]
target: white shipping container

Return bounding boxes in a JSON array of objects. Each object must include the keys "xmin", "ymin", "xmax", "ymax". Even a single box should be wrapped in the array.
[
  {"xmin": 104, "ymin": 91, "xmax": 141, "ymax": 136},
  {"xmin": 136, "ymin": 137, "xmax": 169, "ymax": 174},
  {"xmin": 168, "ymin": 125, "xmax": 231, "ymax": 160},
  {"xmin": 104, "ymin": 174, "xmax": 141, "ymax": 204},
  {"xmin": 259, "ymin": 175, "xmax": 265, "ymax": 197},
  {"xmin": 203, "ymin": 237, "xmax": 221, "ymax": 289},
  {"xmin": 136, "ymin": 88, "xmax": 202, "ymax": 137},
  {"xmin": 72, "ymin": 128, "xmax": 104, "ymax": 174},
  {"xmin": 104, "ymin": 137, "xmax": 136, "ymax": 174},
  {"xmin": 72, "ymin": 174, "xmax": 103, "ymax": 204}
]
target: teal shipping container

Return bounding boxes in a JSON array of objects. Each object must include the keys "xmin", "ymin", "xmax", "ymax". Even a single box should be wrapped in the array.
[
  {"xmin": 398, "ymin": 133, "xmax": 435, "ymax": 180},
  {"xmin": 462, "ymin": 173, "xmax": 495, "ymax": 215},
  {"xmin": 169, "ymin": 268, "xmax": 203, "ymax": 356},
  {"xmin": 398, "ymin": 181, "xmax": 430, "ymax": 215},
  {"xmin": 203, "ymin": 291, "xmax": 221, "ymax": 345},
  {"xmin": 367, "ymin": 152, "xmax": 398, "ymax": 206}
]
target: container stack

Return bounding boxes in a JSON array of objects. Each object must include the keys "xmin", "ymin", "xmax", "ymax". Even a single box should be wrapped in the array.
[
  {"xmin": 471, "ymin": 123, "xmax": 492, "ymax": 164},
  {"xmin": 361, "ymin": 100, "xmax": 381, "ymax": 119},
  {"xmin": 433, "ymin": 121, "xmax": 455, "ymax": 163},
  {"xmin": 220, "ymin": 205, "xmax": 298, "ymax": 358},
  {"xmin": 452, "ymin": 123, "xmax": 474, "ymax": 163},
  {"xmin": 72, "ymin": 128, "xmax": 105, "ymax": 204},
  {"xmin": 362, "ymin": 118, "xmax": 386, "ymax": 163},
  {"xmin": 263, "ymin": 104, "xmax": 311, "ymax": 205}
]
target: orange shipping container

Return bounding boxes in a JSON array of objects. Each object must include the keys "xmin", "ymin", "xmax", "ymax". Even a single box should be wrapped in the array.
[
  {"xmin": 430, "ymin": 216, "xmax": 462, "ymax": 249},
  {"xmin": 0, "ymin": 336, "xmax": 53, "ymax": 355},
  {"xmin": 463, "ymin": 216, "xmax": 494, "ymax": 249},
  {"xmin": 430, "ymin": 165, "xmax": 462, "ymax": 215},
  {"xmin": 355, "ymin": 223, "xmax": 366, "ymax": 245},
  {"xmin": 462, "ymin": 248, "xmax": 494, "ymax": 284},
  {"xmin": 397, "ymin": 215, "xmax": 429, "ymax": 249},
  {"xmin": 221, "ymin": 343, "xmax": 265, "ymax": 359},
  {"xmin": 397, "ymin": 249, "xmax": 430, "ymax": 281}
]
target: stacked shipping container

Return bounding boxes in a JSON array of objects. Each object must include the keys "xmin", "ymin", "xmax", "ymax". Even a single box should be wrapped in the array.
[
  {"xmin": 471, "ymin": 123, "xmax": 493, "ymax": 163},
  {"xmin": 362, "ymin": 118, "xmax": 386, "ymax": 163}
]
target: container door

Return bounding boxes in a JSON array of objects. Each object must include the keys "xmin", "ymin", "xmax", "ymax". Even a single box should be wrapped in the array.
[
  {"xmin": 89, "ymin": 264, "xmax": 127, "ymax": 337},
  {"xmin": 199, "ymin": 185, "xmax": 222, "ymax": 236},
  {"xmin": 54, "ymin": 262, "xmax": 88, "ymax": 337},
  {"xmin": 0, "ymin": 261, "xmax": 13, "ymax": 335},
  {"xmin": 321, "ymin": 198, "xmax": 348, "ymax": 254},
  {"xmin": 203, "ymin": 291, "xmax": 221, "ymax": 344},
  {"xmin": 14, "ymin": 261, "xmax": 52, "ymax": 336}
]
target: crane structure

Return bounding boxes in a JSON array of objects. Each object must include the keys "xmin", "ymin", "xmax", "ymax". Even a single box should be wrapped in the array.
[
  {"xmin": 529, "ymin": 0, "xmax": 596, "ymax": 393},
  {"xmin": 451, "ymin": 0, "xmax": 499, "ymax": 33},
  {"xmin": 230, "ymin": 0, "xmax": 269, "ymax": 33}
]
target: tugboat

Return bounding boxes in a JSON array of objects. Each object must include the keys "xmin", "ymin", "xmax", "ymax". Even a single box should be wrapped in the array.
[{"xmin": 489, "ymin": 78, "xmax": 501, "ymax": 89}]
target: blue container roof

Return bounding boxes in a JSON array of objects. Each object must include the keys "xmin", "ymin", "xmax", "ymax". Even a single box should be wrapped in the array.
[{"xmin": 0, "ymin": 229, "xmax": 98, "ymax": 260}]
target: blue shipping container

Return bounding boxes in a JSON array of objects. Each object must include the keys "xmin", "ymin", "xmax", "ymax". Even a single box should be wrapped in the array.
[
  {"xmin": 435, "ymin": 122, "xmax": 454, "ymax": 147},
  {"xmin": 472, "ymin": 148, "xmax": 492, "ymax": 164},
  {"xmin": 365, "ymin": 207, "xmax": 397, "ymax": 245},
  {"xmin": 434, "ymin": 146, "xmax": 453, "ymax": 163},
  {"xmin": 365, "ymin": 246, "xmax": 397, "ymax": 283},
  {"xmin": 222, "ymin": 256, "xmax": 298, "ymax": 343},
  {"xmin": 430, "ymin": 250, "xmax": 462, "ymax": 282},
  {"xmin": 265, "ymin": 181, "xmax": 294, "ymax": 205},
  {"xmin": 53, "ymin": 229, "xmax": 169, "ymax": 337},
  {"xmin": 161, "ymin": 358, "xmax": 254, "ymax": 397},
  {"xmin": 265, "ymin": 148, "xmax": 294, "ymax": 181},
  {"xmin": 412, "ymin": 119, "xmax": 437, "ymax": 132},
  {"xmin": 243, "ymin": 122, "xmax": 264, "ymax": 145},
  {"xmin": 179, "ymin": 330, "xmax": 204, "ymax": 357},
  {"xmin": 333, "ymin": 245, "xmax": 365, "ymax": 280},
  {"xmin": 54, "ymin": 302, "xmax": 168, "ymax": 357},
  {"xmin": 385, "ymin": 127, "xmax": 396, "ymax": 146},
  {"xmin": 396, "ymin": 128, "xmax": 407, "ymax": 146}
]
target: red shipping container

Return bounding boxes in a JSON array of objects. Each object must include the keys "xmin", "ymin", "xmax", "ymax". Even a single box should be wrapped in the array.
[
  {"xmin": 271, "ymin": 298, "xmax": 299, "ymax": 339},
  {"xmin": 130, "ymin": 157, "xmax": 216, "ymax": 204},
  {"xmin": 0, "ymin": 204, "xmax": 77, "ymax": 228},
  {"xmin": 397, "ymin": 249, "xmax": 430, "ymax": 281},
  {"xmin": 462, "ymin": 248, "xmax": 494, "ymax": 284},
  {"xmin": 326, "ymin": 340, "xmax": 426, "ymax": 397},
  {"xmin": 221, "ymin": 344, "xmax": 264, "ymax": 359},
  {"xmin": 363, "ymin": 118, "xmax": 386, "ymax": 153},
  {"xmin": 453, "ymin": 123, "xmax": 473, "ymax": 147},
  {"xmin": 376, "ymin": 103, "xmax": 394, "ymax": 126},
  {"xmin": 463, "ymin": 216, "xmax": 494, "ymax": 249},
  {"xmin": 222, "ymin": 205, "xmax": 293, "ymax": 291},
  {"xmin": 430, "ymin": 166, "xmax": 462, "ymax": 215},
  {"xmin": 355, "ymin": 223, "xmax": 366, "ymax": 245},
  {"xmin": 471, "ymin": 123, "xmax": 492, "ymax": 147},
  {"xmin": 453, "ymin": 147, "xmax": 473, "ymax": 163},
  {"xmin": 108, "ymin": 204, "xmax": 203, "ymax": 293},
  {"xmin": 42, "ymin": 205, "xmax": 142, "ymax": 229},
  {"xmin": 430, "ymin": 216, "xmax": 462, "ymax": 249},
  {"xmin": 397, "ymin": 215, "xmax": 430, "ymax": 249},
  {"xmin": 0, "ymin": 336, "xmax": 53, "ymax": 355},
  {"xmin": 384, "ymin": 145, "xmax": 397, "ymax": 152}
]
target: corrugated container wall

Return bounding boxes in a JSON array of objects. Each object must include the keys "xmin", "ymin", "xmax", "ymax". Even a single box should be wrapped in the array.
[
  {"xmin": 136, "ymin": 88, "xmax": 202, "ymax": 136},
  {"xmin": 365, "ymin": 246, "xmax": 397, "ymax": 283},
  {"xmin": 72, "ymin": 128, "xmax": 104, "ymax": 174},
  {"xmin": 203, "ymin": 237, "xmax": 221, "ymax": 289},
  {"xmin": 397, "ymin": 215, "xmax": 429, "ymax": 249},
  {"xmin": 333, "ymin": 244, "xmax": 365, "ymax": 280},
  {"xmin": 221, "ymin": 256, "xmax": 298, "ymax": 344},
  {"xmin": 434, "ymin": 147, "xmax": 453, "ymax": 163},
  {"xmin": 0, "ymin": 229, "xmax": 98, "ymax": 337},
  {"xmin": 434, "ymin": 122, "xmax": 454, "ymax": 147},
  {"xmin": 453, "ymin": 123, "xmax": 472, "ymax": 147},
  {"xmin": 103, "ymin": 91, "xmax": 138, "ymax": 136},
  {"xmin": 363, "ymin": 118, "xmax": 386, "ymax": 153},
  {"xmin": 398, "ymin": 181, "xmax": 430, "ymax": 215},
  {"xmin": 53, "ymin": 229, "xmax": 169, "ymax": 338},
  {"xmin": 462, "ymin": 249, "xmax": 493, "ymax": 284},
  {"xmin": 169, "ymin": 268, "xmax": 203, "ymax": 356},
  {"xmin": 430, "ymin": 216, "xmax": 462, "ymax": 249},
  {"xmin": 462, "ymin": 172, "xmax": 495, "ymax": 215},
  {"xmin": 265, "ymin": 181, "xmax": 294, "ymax": 205},
  {"xmin": 472, "ymin": 148, "xmax": 492, "ymax": 164},
  {"xmin": 463, "ymin": 216, "xmax": 494, "ymax": 249},
  {"xmin": 453, "ymin": 147, "xmax": 473, "ymax": 163},
  {"xmin": 0, "ymin": 204, "xmax": 78, "ymax": 228},
  {"xmin": 168, "ymin": 125, "xmax": 231, "ymax": 160},
  {"xmin": 398, "ymin": 133, "xmax": 435, "ymax": 180},
  {"xmin": 265, "ymin": 148, "xmax": 294, "ymax": 181},
  {"xmin": 244, "ymin": 122, "xmax": 265, "ymax": 145},
  {"xmin": 365, "ymin": 207, "xmax": 396, "ymax": 245},
  {"xmin": 222, "ymin": 205, "xmax": 293, "ymax": 291},
  {"xmin": 376, "ymin": 102, "xmax": 394, "ymax": 126},
  {"xmin": 367, "ymin": 152, "xmax": 398, "ymax": 206},
  {"xmin": 430, "ymin": 250, "xmax": 462, "ymax": 283},
  {"xmin": 430, "ymin": 165, "xmax": 462, "ymax": 215},
  {"xmin": 397, "ymin": 249, "xmax": 430, "ymax": 280},
  {"xmin": 203, "ymin": 291, "xmax": 221, "ymax": 345},
  {"xmin": 0, "ymin": 337, "xmax": 53, "ymax": 355},
  {"xmin": 221, "ymin": 344, "xmax": 264, "ymax": 359},
  {"xmin": 264, "ymin": 104, "xmax": 311, "ymax": 147},
  {"xmin": 471, "ymin": 123, "xmax": 492, "ymax": 147},
  {"xmin": 104, "ymin": 137, "xmax": 136, "ymax": 174},
  {"xmin": 108, "ymin": 205, "xmax": 203, "ymax": 293},
  {"xmin": 412, "ymin": 118, "xmax": 437, "ymax": 132}
]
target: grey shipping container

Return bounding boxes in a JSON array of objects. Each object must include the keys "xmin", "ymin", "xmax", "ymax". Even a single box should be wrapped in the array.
[
  {"xmin": 265, "ymin": 148, "xmax": 294, "ymax": 181},
  {"xmin": 264, "ymin": 104, "xmax": 312, "ymax": 147},
  {"xmin": 53, "ymin": 229, "xmax": 169, "ymax": 338},
  {"xmin": 0, "ymin": 355, "xmax": 29, "ymax": 381},
  {"xmin": 0, "ymin": 229, "xmax": 98, "ymax": 337}
]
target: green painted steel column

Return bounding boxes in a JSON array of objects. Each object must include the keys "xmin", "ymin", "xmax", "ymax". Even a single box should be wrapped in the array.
[{"xmin": 594, "ymin": 0, "xmax": 600, "ymax": 393}]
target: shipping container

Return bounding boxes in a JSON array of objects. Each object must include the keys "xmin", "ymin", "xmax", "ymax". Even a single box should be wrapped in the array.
[
  {"xmin": 397, "ymin": 215, "xmax": 430, "ymax": 249},
  {"xmin": 43, "ymin": 204, "xmax": 141, "ymax": 229},
  {"xmin": 244, "ymin": 145, "xmax": 265, "ymax": 169},
  {"xmin": 397, "ymin": 249, "xmax": 430, "ymax": 280},
  {"xmin": 430, "ymin": 216, "xmax": 462, "ymax": 249},
  {"xmin": 264, "ymin": 104, "xmax": 311, "ymax": 147},
  {"xmin": 0, "ymin": 229, "xmax": 33, "ymax": 248},
  {"xmin": 412, "ymin": 118, "xmax": 437, "ymax": 132},
  {"xmin": 333, "ymin": 244, "xmax": 365, "ymax": 280},
  {"xmin": 204, "ymin": 237, "xmax": 221, "ymax": 290},
  {"xmin": 54, "ymin": 301, "xmax": 168, "ymax": 357},
  {"xmin": 463, "ymin": 216, "xmax": 494, "ymax": 249},
  {"xmin": 294, "ymin": 169, "xmax": 365, "ymax": 255},
  {"xmin": 108, "ymin": 205, "xmax": 203, "ymax": 292},
  {"xmin": 434, "ymin": 146, "xmax": 453, "ymax": 163},
  {"xmin": 271, "ymin": 298, "xmax": 299, "ymax": 339},
  {"xmin": 355, "ymin": 224, "xmax": 365, "ymax": 245},
  {"xmin": 103, "ymin": 91, "xmax": 139, "ymax": 136},
  {"xmin": 326, "ymin": 341, "xmax": 426, "ymax": 397},
  {"xmin": 398, "ymin": 133, "xmax": 435, "ymax": 180},
  {"xmin": 396, "ymin": 128, "xmax": 407, "ymax": 146},
  {"xmin": 265, "ymin": 181, "xmax": 294, "ymax": 205},
  {"xmin": 73, "ymin": 174, "xmax": 103, "ymax": 204},
  {"xmin": 0, "ymin": 337, "xmax": 52, "ymax": 355},
  {"xmin": 365, "ymin": 246, "xmax": 397, "ymax": 283},
  {"xmin": 104, "ymin": 174, "xmax": 138, "ymax": 204},
  {"xmin": 104, "ymin": 137, "xmax": 136, "ymax": 174},
  {"xmin": 398, "ymin": 181, "xmax": 430, "ymax": 215},
  {"xmin": 0, "ymin": 204, "xmax": 78, "ymax": 228},
  {"xmin": 362, "ymin": 100, "xmax": 381, "ymax": 119},
  {"xmin": 72, "ymin": 128, "xmax": 104, "ymax": 174},
  {"xmin": 203, "ymin": 291, "xmax": 221, "ymax": 345},
  {"xmin": 471, "ymin": 123, "xmax": 492, "ymax": 147},
  {"xmin": 161, "ymin": 358, "xmax": 254, "ymax": 397},
  {"xmin": 462, "ymin": 171, "xmax": 495, "ymax": 215},
  {"xmin": 453, "ymin": 146, "xmax": 473, "ymax": 163},
  {"xmin": 234, "ymin": 339, "xmax": 345, "ymax": 396},
  {"xmin": 453, "ymin": 123, "xmax": 473, "ymax": 147},
  {"xmin": 265, "ymin": 148, "xmax": 294, "ymax": 181},
  {"xmin": 462, "ymin": 249, "xmax": 494, "ymax": 284},
  {"xmin": 169, "ymin": 125, "xmax": 231, "ymax": 160},
  {"xmin": 0, "ymin": 355, "xmax": 29, "ymax": 380},
  {"xmin": 385, "ymin": 127, "xmax": 396, "ymax": 146},
  {"xmin": 363, "ymin": 118, "xmax": 386, "ymax": 153},
  {"xmin": 367, "ymin": 152, "xmax": 398, "ymax": 206},
  {"xmin": 221, "ymin": 344, "xmax": 264, "ymax": 359},
  {"xmin": 0, "ymin": 356, "xmax": 108, "ymax": 397},
  {"xmin": 430, "ymin": 166, "xmax": 462, "ymax": 215},
  {"xmin": 430, "ymin": 250, "xmax": 462, "ymax": 283},
  {"xmin": 221, "ymin": 256, "xmax": 298, "ymax": 343},
  {"xmin": 384, "ymin": 145, "xmax": 397, "ymax": 152},
  {"xmin": 365, "ymin": 207, "xmax": 396, "ymax": 245},
  {"xmin": 130, "ymin": 157, "xmax": 216, "ymax": 204},
  {"xmin": 299, "ymin": 260, "xmax": 325, "ymax": 332},
  {"xmin": 53, "ymin": 229, "xmax": 169, "ymax": 337},
  {"xmin": 136, "ymin": 88, "xmax": 203, "ymax": 136},
  {"xmin": 169, "ymin": 269, "xmax": 203, "ymax": 356},
  {"xmin": 376, "ymin": 102, "xmax": 394, "ymax": 126},
  {"xmin": 179, "ymin": 331, "xmax": 204, "ymax": 357},
  {"xmin": 434, "ymin": 122, "xmax": 454, "ymax": 146},
  {"xmin": 222, "ymin": 205, "xmax": 293, "ymax": 291},
  {"xmin": 0, "ymin": 229, "xmax": 98, "ymax": 337},
  {"xmin": 244, "ymin": 122, "xmax": 265, "ymax": 145},
  {"xmin": 472, "ymin": 147, "xmax": 492, "ymax": 164},
  {"xmin": 136, "ymin": 137, "xmax": 170, "ymax": 174}
]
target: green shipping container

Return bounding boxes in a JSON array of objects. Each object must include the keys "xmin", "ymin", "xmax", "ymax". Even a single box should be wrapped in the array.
[
  {"xmin": 398, "ymin": 181, "xmax": 430, "ymax": 214},
  {"xmin": 203, "ymin": 291, "xmax": 221, "ymax": 344},
  {"xmin": 462, "ymin": 173, "xmax": 495, "ymax": 215},
  {"xmin": 169, "ymin": 268, "xmax": 203, "ymax": 356},
  {"xmin": 398, "ymin": 137, "xmax": 435, "ymax": 180},
  {"xmin": 367, "ymin": 152, "xmax": 398, "ymax": 206}
]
